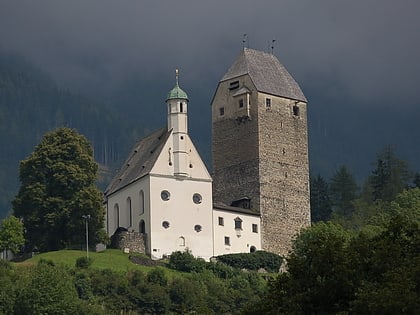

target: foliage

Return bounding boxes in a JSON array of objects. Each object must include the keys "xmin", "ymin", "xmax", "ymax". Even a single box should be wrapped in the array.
[
  {"xmin": 75, "ymin": 256, "xmax": 93, "ymax": 269},
  {"xmin": 310, "ymin": 174, "xmax": 332, "ymax": 222},
  {"xmin": 329, "ymin": 165, "xmax": 358, "ymax": 218},
  {"xmin": 0, "ymin": 215, "xmax": 25, "ymax": 253},
  {"xmin": 368, "ymin": 145, "xmax": 411, "ymax": 202},
  {"xmin": 13, "ymin": 127, "xmax": 106, "ymax": 251},
  {"xmin": 216, "ymin": 250, "xmax": 282, "ymax": 273},
  {"xmin": 168, "ymin": 250, "xmax": 207, "ymax": 273},
  {"xmin": 250, "ymin": 193, "xmax": 420, "ymax": 314},
  {"xmin": 14, "ymin": 263, "xmax": 81, "ymax": 314}
]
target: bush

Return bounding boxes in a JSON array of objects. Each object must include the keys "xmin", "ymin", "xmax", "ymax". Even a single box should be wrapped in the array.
[
  {"xmin": 216, "ymin": 251, "xmax": 282, "ymax": 272},
  {"xmin": 168, "ymin": 250, "xmax": 206, "ymax": 273},
  {"xmin": 76, "ymin": 256, "xmax": 93, "ymax": 269}
]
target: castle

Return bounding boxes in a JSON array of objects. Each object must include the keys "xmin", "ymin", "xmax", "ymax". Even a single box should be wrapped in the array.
[{"xmin": 104, "ymin": 48, "xmax": 310, "ymax": 260}]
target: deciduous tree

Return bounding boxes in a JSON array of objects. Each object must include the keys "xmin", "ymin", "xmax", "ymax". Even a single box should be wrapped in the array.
[
  {"xmin": 12, "ymin": 127, "xmax": 105, "ymax": 251},
  {"xmin": 0, "ymin": 215, "xmax": 25, "ymax": 255}
]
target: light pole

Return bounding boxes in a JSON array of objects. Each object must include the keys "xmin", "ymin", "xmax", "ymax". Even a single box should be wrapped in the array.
[{"xmin": 82, "ymin": 215, "xmax": 91, "ymax": 258}]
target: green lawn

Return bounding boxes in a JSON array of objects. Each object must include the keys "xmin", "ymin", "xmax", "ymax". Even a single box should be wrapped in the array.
[{"xmin": 16, "ymin": 249, "xmax": 162, "ymax": 273}]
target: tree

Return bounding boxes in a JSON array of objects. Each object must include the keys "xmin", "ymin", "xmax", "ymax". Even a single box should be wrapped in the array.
[
  {"xmin": 369, "ymin": 146, "xmax": 411, "ymax": 202},
  {"xmin": 310, "ymin": 174, "xmax": 332, "ymax": 222},
  {"xmin": 0, "ymin": 215, "xmax": 25, "ymax": 255},
  {"xmin": 12, "ymin": 127, "xmax": 105, "ymax": 251},
  {"xmin": 329, "ymin": 165, "xmax": 358, "ymax": 218}
]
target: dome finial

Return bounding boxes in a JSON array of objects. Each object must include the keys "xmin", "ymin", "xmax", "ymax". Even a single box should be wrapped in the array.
[{"xmin": 175, "ymin": 68, "xmax": 179, "ymax": 86}]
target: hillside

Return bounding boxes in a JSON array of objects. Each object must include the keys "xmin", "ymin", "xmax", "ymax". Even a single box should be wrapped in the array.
[{"xmin": 0, "ymin": 52, "xmax": 141, "ymax": 218}]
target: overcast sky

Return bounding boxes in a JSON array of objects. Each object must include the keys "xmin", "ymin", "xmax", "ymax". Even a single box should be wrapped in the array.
[
  {"xmin": 1, "ymin": 0, "xmax": 420, "ymax": 177},
  {"xmin": 2, "ymin": 1, "xmax": 419, "ymax": 104}
]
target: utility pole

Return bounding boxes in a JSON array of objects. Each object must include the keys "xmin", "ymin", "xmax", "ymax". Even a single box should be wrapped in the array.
[{"xmin": 82, "ymin": 215, "xmax": 91, "ymax": 258}]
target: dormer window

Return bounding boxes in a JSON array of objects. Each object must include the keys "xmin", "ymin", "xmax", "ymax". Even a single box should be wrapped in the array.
[{"xmin": 229, "ymin": 80, "xmax": 239, "ymax": 90}]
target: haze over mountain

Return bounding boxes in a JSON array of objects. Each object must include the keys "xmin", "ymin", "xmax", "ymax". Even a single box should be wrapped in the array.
[{"xmin": 1, "ymin": 1, "xmax": 420, "ymax": 217}]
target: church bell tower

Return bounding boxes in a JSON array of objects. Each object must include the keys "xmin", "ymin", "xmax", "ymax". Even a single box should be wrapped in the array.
[
  {"xmin": 166, "ymin": 69, "xmax": 189, "ymax": 177},
  {"xmin": 211, "ymin": 48, "xmax": 311, "ymax": 256}
]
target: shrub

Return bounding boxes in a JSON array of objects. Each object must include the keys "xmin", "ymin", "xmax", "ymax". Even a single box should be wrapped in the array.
[
  {"xmin": 216, "ymin": 251, "xmax": 282, "ymax": 272},
  {"xmin": 168, "ymin": 250, "xmax": 206, "ymax": 273},
  {"xmin": 76, "ymin": 256, "xmax": 93, "ymax": 269}
]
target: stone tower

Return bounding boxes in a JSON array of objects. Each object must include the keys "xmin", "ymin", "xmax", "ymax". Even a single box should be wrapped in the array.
[{"xmin": 211, "ymin": 48, "xmax": 310, "ymax": 256}]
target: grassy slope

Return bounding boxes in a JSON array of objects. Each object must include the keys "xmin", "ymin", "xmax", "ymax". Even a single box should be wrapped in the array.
[{"xmin": 15, "ymin": 249, "xmax": 167, "ymax": 273}]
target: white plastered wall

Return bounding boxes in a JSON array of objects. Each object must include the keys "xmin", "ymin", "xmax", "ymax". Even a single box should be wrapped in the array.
[{"xmin": 212, "ymin": 209, "xmax": 261, "ymax": 257}]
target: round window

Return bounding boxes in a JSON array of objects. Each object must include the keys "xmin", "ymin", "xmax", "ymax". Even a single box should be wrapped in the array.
[
  {"xmin": 161, "ymin": 190, "xmax": 170, "ymax": 201},
  {"xmin": 162, "ymin": 221, "xmax": 170, "ymax": 229},
  {"xmin": 192, "ymin": 193, "xmax": 202, "ymax": 204},
  {"xmin": 194, "ymin": 224, "xmax": 202, "ymax": 232}
]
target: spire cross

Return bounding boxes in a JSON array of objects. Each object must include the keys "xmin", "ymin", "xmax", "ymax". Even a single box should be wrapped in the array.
[{"xmin": 175, "ymin": 69, "xmax": 179, "ymax": 86}]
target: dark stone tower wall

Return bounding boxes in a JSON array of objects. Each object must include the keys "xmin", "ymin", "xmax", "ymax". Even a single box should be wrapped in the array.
[{"xmin": 211, "ymin": 49, "xmax": 310, "ymax": 257}]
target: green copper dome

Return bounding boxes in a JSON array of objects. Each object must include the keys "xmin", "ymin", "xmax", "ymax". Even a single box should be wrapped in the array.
[{"xmin": 166, "ymin": 84, "xmax": 189, "ymax": 101}]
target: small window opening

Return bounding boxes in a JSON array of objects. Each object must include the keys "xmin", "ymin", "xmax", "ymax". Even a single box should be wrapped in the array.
[
  {"xmin": 293, "ymin": 104, "xmax": 300, "ymax": 116},
  {"xmin": 224, "ymin": 236, "xmax": 231, "ymax": 246},
  {"xmin": 162, "ymin": 221, "xmax": 170, "ymax": 229},
  {"xmin": 234, "ymin": 217, "xmax": 243, "ymax": 230},
  {"xmin": 229, "ymin": 80, "xmax": 239, "ymax": 90},
  {"xmin": 218, "ymin": 217, "xmax": 224, "ymax": 226},
  {"xmin": 252, "ymin": 224, "xmax": 258, "ymax": 233},
  {"xmin": 219, "ymin": 107, "xmax": 225, "ymax": 116},
  {"xmin": 239, "ymin": 99, "xmax": 244, "ymax": 108},
  {"xmin": 266, "ymin": 98, "xmax": 271, "ymax": 109},
  {"xmin": 194, "ymin": 224, "xmax": 202, "ymax": 232},
  {"xmin": 192, "ymin": 193, "xmax": 202, "ymax": 204},
  {"xmin": 161, "ymin": 190, "xmax": 170, "ymax": 201},
  {"xmin": 250, "ymin": 246, "xmax": 256, "ymax": 253},
  {"xmin": 180, "ymin": 102, "xmax": 183, "ymax": 113}
]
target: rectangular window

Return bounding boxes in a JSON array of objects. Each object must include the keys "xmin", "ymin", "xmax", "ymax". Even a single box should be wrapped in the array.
[
  {"xmin": 234, "ymin": 218, "xmax": 242, "ymax": 230},
  {"xmin": 293, "ymin": 104, "xmax": 300, "ymax": 116},
  {"xmin": 266, "ymin": 98, "xmax": 271, "ymax": 108},
  {"xmin": 229, "ymin": 80, "xmax": 239, "ymax": 90},
  {"xmin": 239, "ymin": 99, "xmax": 244, "ymax": 108},
  {"xmin": 224, "ymin": 236, "xmax": 230, "ymax": 246},
  {"xmin": 218, "ymin": 217, "xmax": 224, "ymax": 226},
  {"xmin": 219, "ymin": 107, "xmax": 225, "ymax": 116},
  {"xmin": 252, "ymin": 224, "xmax": 258, "ymax": 233}
]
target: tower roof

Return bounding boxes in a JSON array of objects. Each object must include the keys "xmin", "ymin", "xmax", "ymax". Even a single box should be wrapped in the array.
[
  {"xmin": 166, "ymin": 69, "xmax": 189, "ymax": 101},
  {"xmin": 221, "ymin": 48, "xmax": 307, "ymax": 102}
]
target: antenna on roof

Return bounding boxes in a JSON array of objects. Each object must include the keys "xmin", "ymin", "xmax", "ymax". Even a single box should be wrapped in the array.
[
  {"xmin": 271, "ymin": 39, "xmax": 276, "ymax": 54},
  {"xmin": 242, "ymin": 33, "xmax": 248, "ymax": 49}
]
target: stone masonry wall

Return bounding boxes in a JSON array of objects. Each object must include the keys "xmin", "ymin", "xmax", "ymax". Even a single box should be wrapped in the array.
[
  {"xmin": 258, "ymin": 94, "xmax": 311, "ymax": 256},
  {"xmin": 212, "ymin": 74, "xmax": 311, "ymax": 257},
  {"xmin": 111, "ymin": 231, "xmax": 147, "ymax": 254}
]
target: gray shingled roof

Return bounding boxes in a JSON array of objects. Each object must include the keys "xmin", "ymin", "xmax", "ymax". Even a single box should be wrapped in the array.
[
  {"xmin": 221, "ymin": 48, "xmax": 307, "ymax": 102},
  {"xmin": 105, "ymin": 127, "xmax": 170, "ymax": 196},
  {"xmin": 213, "ymin": 202, "xmax": 260, "ymax": 216}
]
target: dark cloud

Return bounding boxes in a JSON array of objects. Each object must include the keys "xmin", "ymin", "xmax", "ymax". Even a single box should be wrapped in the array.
[
  {"xmin": 1, "ymin": 0, "xmax": 420, "ymax": 177},
  {"xmin": 2, "ymin": 0, "xmax": 419, "ymax": 105}
]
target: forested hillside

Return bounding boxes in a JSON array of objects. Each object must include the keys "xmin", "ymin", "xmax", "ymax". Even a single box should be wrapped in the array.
[{"xmin": 0, "ymin": 52, "xmax": 141, "ymax": 218}]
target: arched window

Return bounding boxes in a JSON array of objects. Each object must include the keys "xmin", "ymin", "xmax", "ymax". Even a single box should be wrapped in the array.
[
  {"xmin": 113, "ymin": 203, "xmax": 120, "ymax": 232},
  {"xmin": 126, "ymin": 197, "xmax": 132, "ymax": 227},
  {"xmin": 178, "ymin": 236, "xmax": 185, "ymax": 247},
  {"xmin": 139, "ymin": 220, "xmax": 145, "ymax": 234},
  {"xmin": 139, "ymin": 190, "xmax": 144, "ymax": 215}
]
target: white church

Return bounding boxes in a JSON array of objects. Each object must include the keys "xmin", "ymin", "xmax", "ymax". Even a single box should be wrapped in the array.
[{"xmin": 104, "ymin": 48, "xmax": 310, "ymax": 260}]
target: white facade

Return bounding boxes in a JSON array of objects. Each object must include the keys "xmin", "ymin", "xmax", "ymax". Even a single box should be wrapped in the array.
[
  {"xmin": 104, "ymin": 73, "xmax": 262, "ymax": 261},
  {"xmin": 212, "ymin": 207, "xmax": 261, "ymax": 256}
]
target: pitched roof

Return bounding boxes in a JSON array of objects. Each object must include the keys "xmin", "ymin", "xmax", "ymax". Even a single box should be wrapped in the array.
[
  {"xmin": 213, "ymin": 202, "xmax": 260, "ymax": 216},
  {"xmin": 221, "ymin": 48, "xmax": 307, "ymax": 102},
  {"xmin": 105, "ymin": 127, "xmax": 170, "ymax": 196}
]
